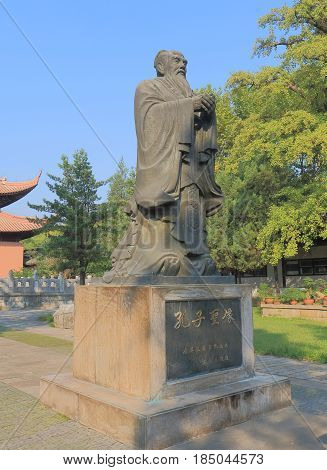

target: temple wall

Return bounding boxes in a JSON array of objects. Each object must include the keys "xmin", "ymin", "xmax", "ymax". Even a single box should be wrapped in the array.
[
  {"xmin": 0, "ymin": 273, "xmax": 76, "ymax": 309},
  {"xmin": 0, "ymin": 241, "xmax": 23, "ymax": 277},
  {"xmin": 0, "ymin": 293, "xmax": 74, "ymax": 310}
]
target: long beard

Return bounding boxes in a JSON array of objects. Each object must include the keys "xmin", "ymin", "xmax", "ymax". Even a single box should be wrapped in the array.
[{"xmin": 165, "ymin": 73, "xmax": 192, "ymax": 98}]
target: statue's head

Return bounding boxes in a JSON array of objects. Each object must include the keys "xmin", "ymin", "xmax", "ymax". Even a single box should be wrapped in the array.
[{"xmin": 154, "ymin": 50, "xmax": 188, "ymax": 78}]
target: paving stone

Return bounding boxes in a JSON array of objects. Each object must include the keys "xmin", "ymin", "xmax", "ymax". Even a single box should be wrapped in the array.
[
  {"xmin": 0, "ymin": 382, "xmax": 127, "ymax": 450},
  {"xmin": 0, "ymin": 309, "xmax": 55, "ymax": 330},
  {"xmin": 256, "ymin": 355, "xmax": 327, "ymax": 384},
  {"xmin": 0, "ymin": 317, "xmax": 325, "ymax": 450}
]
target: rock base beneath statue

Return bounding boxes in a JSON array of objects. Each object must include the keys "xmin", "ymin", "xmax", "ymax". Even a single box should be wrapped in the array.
[
  {"xmin": 103, "ymin": 274, "xmax": 234, "ymax": 285},
  {"xmin": 40, "ymin": 283, "xmax": 291, "ymax": 449},
  {"xmin": 40, "ymin": 373, "xmax": 290, "ymax": 449}
]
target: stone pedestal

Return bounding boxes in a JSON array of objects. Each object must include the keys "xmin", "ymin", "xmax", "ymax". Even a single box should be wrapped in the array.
[{"xmin": 40, "ymin": 283, "xmax": 291, "ymax": 449}]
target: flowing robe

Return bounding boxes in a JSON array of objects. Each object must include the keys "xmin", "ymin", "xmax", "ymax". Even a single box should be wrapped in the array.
[
  {"xmin": 104, "ymin": 76, "xmax": 224, "ymax": 280},
  {"xmin": 134, "ymin": 76, "xmax": 223, "ymax": 216}
]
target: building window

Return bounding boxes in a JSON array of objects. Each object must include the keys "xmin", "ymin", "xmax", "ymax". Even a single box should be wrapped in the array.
[
  {"xmin": 300, "ymin": 259, "xmax": 314, "ymax": 275},
  {"xmin": 284, "ymin": 260, "xmax": 299, "ymax": 276},
  {"xmin": 314, "ymin": 258, "xmax": 327, "ymax": 274},
  {"xmin": 284, "ymin": 258, "xmax": 327, "ymax": 276},
  {"xmin": 241, "ymin": 267, "xmax": 267, "ymax": 278}
]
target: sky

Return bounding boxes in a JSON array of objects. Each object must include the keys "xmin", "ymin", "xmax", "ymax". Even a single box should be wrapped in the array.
[{"xmin": 0, "ymin": 0, "xmax": 288, "ymax": 215}]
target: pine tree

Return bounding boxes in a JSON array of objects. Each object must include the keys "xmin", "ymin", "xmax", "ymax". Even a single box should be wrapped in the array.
[{"xmin": 29, "ymin": 149, "xmax": 106, "ymax": 285}]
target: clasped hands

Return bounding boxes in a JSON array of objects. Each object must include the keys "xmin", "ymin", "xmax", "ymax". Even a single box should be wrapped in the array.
[{"xmin": 192, "ymin": 93, "xmax": 215, "ymax": 114}]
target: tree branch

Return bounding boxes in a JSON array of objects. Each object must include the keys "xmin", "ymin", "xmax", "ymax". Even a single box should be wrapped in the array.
[
  {"xmin": 294, "ymin": 10, "xmax": 327, "ymax": 34},
  {"xmin": 287, "ymin": 82, "xmax": 305, "ymax": 97},
  {"xmin": 269, "ymin": 37, "xmax": 305, "ymax": 48}
]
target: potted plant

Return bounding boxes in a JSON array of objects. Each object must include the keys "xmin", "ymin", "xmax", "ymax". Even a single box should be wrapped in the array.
[
  {"xmin": 316, "ymin": 278, "xmax": 327, "ymax": 293},
  {"xmin": 322, "ymin": 288, "xmax": 327, "ymax": 307},
  {"xmin": 315, "ymin": 279, "xmax": 327, "ymax": 305},
  {"xmin": 302, "ymin": 277, "xmax": 316, "ymax": 305},
  {"xmin": 257, "ymin": 283, "xmax": 275, "ymax": 304},
  {"xmin": 273, "ymin": 295, "xmax": 280, "ymax": 305},
  {"xmin": 280, "ymin": 288, "xmax": 306, "ymax": 305}
]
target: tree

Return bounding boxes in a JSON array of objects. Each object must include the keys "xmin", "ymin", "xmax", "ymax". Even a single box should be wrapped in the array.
[
  {"xmin": 208, "ymin": 0, "xmax": 326, "ymax": 278},
  {"xmin": 86, "ymin": 159, "xmax": 136, "ymax": 276},
  {"xmin": 104, "ymin": 159, "xmax": 135, "ymax": 264},
  {"xmin": 252, "ymin": 0, "xmax": 327, "ymax": 263},
  {"xmin": 29, "ymin": 149, "xmax": 106, "ymax": 285},
  {"xmin": 21, "ymin": 232, "xmax": 59, "ymax": 277}
]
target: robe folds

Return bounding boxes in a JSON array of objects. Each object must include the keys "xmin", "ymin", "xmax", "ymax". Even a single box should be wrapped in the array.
[
  {"xmin": 134, "ymin": 77, "xmax": 223, "ymax": 216},
  {"xmin": 103, "ymin": 75, "xmax": 224, "ymax": 281}
]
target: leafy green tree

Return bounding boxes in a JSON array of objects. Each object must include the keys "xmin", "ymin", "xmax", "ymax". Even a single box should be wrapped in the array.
[
  {"xmin": 252, "ymin": 0, "xmax": 327, "ymax": 262},
  {"xmin": 29, "ymin": 149, "xmax": 106, "ymax": 285},
  {"xmin": 104, "ymin": 159, "xmax": 135, "ymax": 264},
  {"xmin": 21, "ymin": 232, "xmax": 59, "ymax": 277},
  {"xmin": 208, "ymin": 0, "xmax": 326, "ymax": 278}
]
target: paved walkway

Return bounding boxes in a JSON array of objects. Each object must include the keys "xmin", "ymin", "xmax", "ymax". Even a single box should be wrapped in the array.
[
  {"xmin": 0, "ymin": 309, "xmax": 55, "ymax": 330},
  {"xmin": 0, "ymin": 337, "xmax": 72, "ymax": 397},
  {"xmin": 255, "ymin": 355, "xmax": 327, "ymax": 383},
  {"xmin": 0, "ymin": 309, "xmax": 326, "ymax": 450},
  {"xmin": 0, "ymin": 308, "xmax": 73, "ymax": 340},
  {"xmin": 0, "ymin": 382, "xmax": 125, "ymax": 450},
  {"xmin": 25, "ymin": 325, "xmax": 73, "ymax": 341}
]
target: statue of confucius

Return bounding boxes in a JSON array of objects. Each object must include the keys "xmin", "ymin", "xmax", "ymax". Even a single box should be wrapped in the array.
[{"xmin": 104, "ymin": 50, "xmax": 223, "ymax": 282}]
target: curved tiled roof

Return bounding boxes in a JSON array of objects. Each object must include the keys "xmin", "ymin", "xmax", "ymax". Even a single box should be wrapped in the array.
[
  {"xmin": 0, "ymin": 172, "xmax": 41, "ymax": 208},
  {"xmin": 0, "ymin": 211, "xmax": 42, "ymax": 234}
]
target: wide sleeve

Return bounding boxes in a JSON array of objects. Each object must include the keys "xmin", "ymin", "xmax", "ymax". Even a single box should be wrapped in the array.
[{"xmin": 134, "ymin": 81, "xmax": 194, "ymax": 208}]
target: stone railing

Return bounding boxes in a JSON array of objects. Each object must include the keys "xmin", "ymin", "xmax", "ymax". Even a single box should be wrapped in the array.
[
  {"xmin": 0, "ymin": 271, "xmax": 77, "ymax": 295},
  {"xmin": 0, "ymin": 271, "xmax": 85, "ymax": 309}
]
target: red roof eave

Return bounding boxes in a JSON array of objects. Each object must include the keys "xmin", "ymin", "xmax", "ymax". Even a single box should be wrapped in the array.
[
  {"xmin": 0, "ymin": 211, "xmax": 43, "ymax": 233},
  {"xmin": 0, "ymin": 172, "xmax": 41, "ymax": 208}
]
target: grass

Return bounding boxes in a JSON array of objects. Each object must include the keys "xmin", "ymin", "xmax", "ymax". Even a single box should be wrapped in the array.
[
  {"xmin": 253, "ymin": 307, "xmax": 327, "ymax": 363},
  {"xmin": 1, "ymin": 307, "xmax": 325, "ymax": 363},
  {"xmin": 0, "ymin": 327, "xmax": 73, "ymax": 354},
  {"xmin": 38, "ymin": 313, "xmax": 54, "ymax": 327}
]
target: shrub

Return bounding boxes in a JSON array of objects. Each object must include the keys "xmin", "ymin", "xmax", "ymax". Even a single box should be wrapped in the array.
[
  {"xmin": 280, "ymin": 288, "xmax": 306, "ymax": 304},
  {"xmin": 257, "ymin": 283, "xmax": 274, "ymax": 301},
  {"xmin": 316, "ymin": 278, "xmax": 327, "ymax": 293},
  {"xmin": 302, "ymin": 277, "xmax": 317, "ymax": 299}
]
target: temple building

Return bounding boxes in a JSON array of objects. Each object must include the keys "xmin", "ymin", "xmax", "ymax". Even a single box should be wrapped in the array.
[{"xmin": 0, "ymin": 173, "xmax": 41, "ymax": 277}]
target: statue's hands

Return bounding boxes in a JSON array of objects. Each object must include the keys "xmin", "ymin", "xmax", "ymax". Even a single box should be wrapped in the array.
[
  {"xmin": 192, "ymin": 94, "xmax": 215, "ymax": 114},
  {"xmin": 200, "ymin": 94, "xmax": 215, "ymax": 114},
  {"xmin": 192, "ymin": 95, "xmax": 203, "ymax": 111}
]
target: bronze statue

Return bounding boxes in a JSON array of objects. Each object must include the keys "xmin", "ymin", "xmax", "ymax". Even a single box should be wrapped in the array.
[{"xmin": 104, "ymin": 50, "xmax": 223, "ymax": 282}]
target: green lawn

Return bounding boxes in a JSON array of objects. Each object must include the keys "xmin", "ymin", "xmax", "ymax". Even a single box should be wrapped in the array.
[
  {"xmin": 0, "ymin": 327, "xmax": 73, "ymax": 354},
  {"xmin": 0, "ymin": 310, "xmax": 325, "ymax": 363},
  {"xmin": 253, "ymin": 307, "xmax": 327, "ymax": 363}
]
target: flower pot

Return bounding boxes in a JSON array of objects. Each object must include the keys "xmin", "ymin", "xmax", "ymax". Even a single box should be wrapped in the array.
[
  {"xmin": 290, "ymin": 300, "xmax": 297, "ymax": 305},
  {"xmin": 323, "ymin": 298, "xmax": 327, "ymax": 307},
  {"xmin": 303, "ymin": 298, "xmax": 314, "ymax": 305},
  {"xmin": 273, "ymin": 299, "xmax": 280, "ymax": 304},
  {"xmin": 265, "ymin": 298, "xmax": 274, "ymax": 304}
]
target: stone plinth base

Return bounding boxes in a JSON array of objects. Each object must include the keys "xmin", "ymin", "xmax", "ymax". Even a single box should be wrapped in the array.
[
  {"xmin": 40, "ymin": 373, "xmax": 290, "ymax": 449},
  {"xmin": 40, "ymin": 283, "xmax": 291, "ymax": 449}
]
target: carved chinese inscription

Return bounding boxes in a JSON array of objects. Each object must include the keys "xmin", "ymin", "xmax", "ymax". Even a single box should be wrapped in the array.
[{"xmin": 166, "ymin": 298, "xmax": 242, "ymax": 380}]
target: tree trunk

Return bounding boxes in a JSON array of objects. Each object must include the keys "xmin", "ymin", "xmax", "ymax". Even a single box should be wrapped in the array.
[
  {"xmin": 79, "ymin": 271, "xmax": 86, "ymax": 285},
  {"xmin": 234, "ymin": 270, "xmax": 242, "ymax": 284},
  {"xmin": 273, "ymin": 265, "xmax": 280, "ymax": 294},
  {"xmin": 234, "ymin": 270, "xmax": 238, "ymax": 284}
]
